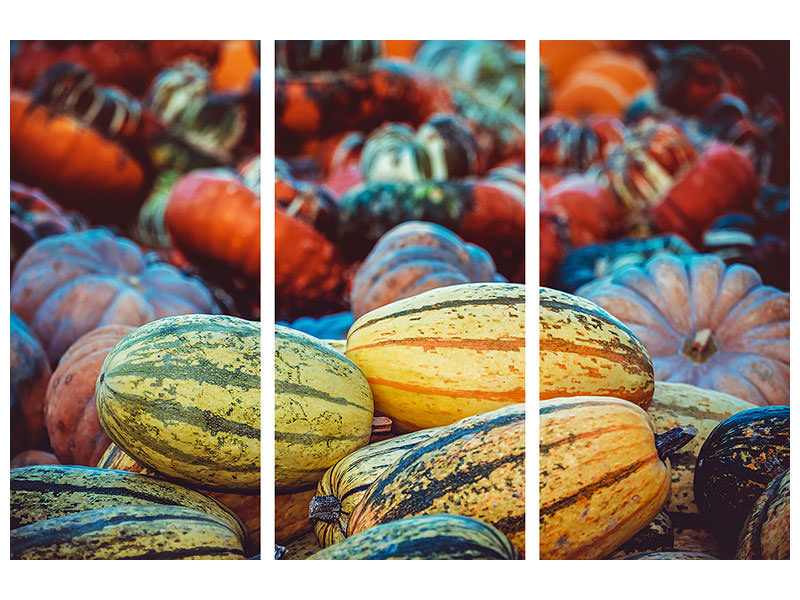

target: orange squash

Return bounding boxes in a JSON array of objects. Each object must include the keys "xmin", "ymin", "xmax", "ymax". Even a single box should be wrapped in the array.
[
  {"xmin": 212, "ymin": 40, "xmax": 259, "ymax": 94},
  {"xmin": 552, "ymin": 70, "xmax": 630, "ymax": 118},
  {"xmin": 540, "ymin": 40, "xmax": 607, "ymax": 88},
  {"xmin": 566, "ymin": 50, "xmax": 653, "ymax": 96}
]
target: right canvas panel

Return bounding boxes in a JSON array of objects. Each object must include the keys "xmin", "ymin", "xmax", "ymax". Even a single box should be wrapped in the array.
[{"xmin": 539, "ymin": 40, "xmax": 790, "ymax": 560}]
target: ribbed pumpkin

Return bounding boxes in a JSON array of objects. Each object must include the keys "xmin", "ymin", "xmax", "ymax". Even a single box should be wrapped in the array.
[
  {"xmin": 96, "ymin": 314, "xmax": 260, "ymax": 491},
  {"xmin": 646, "ymin": 382, "xmax": 756, "ymax": 514},
  {"xmin": 311, "ymin": 427, "xmax": 440, "ymax": 547},
  {"xmin": 539, "ymin": 287, "xmax": 654, "ymax": 408},
  {"xmin": 11, "ymin": 313, "xmax": 51, "ymax": 454},
  {"xmin": 45, "ymin": 325, "xmax": 134, "ymax": 467},
  {"xmin": 350, "ymin": 221, "xmax": 503, "ymax": 319},
  {"xmin": 577, "ymin": 254, "xmax": 789, "ymax": 406},
  {"xmin": 565, "ymin": 50, "xmax": 653, "ymax": 97},
  {"xmin": 346, "ymin": 283, "xmax": 524, "ymax": 432},
  {"xmin": 275, "ymin": 325, "xmax": 373, "ymax": 493},
  {"xmin": 10, "ymin": 229, "xmax": 220, "ymax": 366},
  {"xmin": 552, "ymin": 70, "xmax": 630, "ymax": 118},
  {"xmin": 539, "ymin": 115, "xmax": 628, "ymax": 171},
  {"xmin": 540, "ymin": 396, "xmax": 694, "ymax": 559},
  {"xmin": 735, "ymin": 469, "xmax": 789, "ymax": 560},
  {"xmin": 165, "ymin": 170, "xmax": 260, "ymax": 279},
  {"xmin": 348, "ymin": 404, "xmax": 525, "ymax": 556},
  {"xmin": 539, "ymin": 40, "xmax": 607, "ymax": 87}
]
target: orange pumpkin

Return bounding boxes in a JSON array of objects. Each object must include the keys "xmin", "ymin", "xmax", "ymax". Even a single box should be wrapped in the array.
[
  {"xmin": 212, "ymin": 40, "xmax": 259, "ymax": 94},
  {"xmin": 552, "ymin": 70, "xmax": 630, "ymax": 118},
  {"xmin": 540, "ymin": 40, "xmax": 607, "ymax": 87},
  {"xmin": 566, "ymin": 50, "xmax": 653, "ymax": 96}
]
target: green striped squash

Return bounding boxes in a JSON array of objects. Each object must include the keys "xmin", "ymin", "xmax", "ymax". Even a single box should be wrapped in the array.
[
  {"xmin": 11, "ymin": 505, "xmax": 246, "ymax": 560},
  {"xmin": 309, "ymin": 514, "xmax": 520, "ymax": 560},
  {"xmin": 312, "ymin": 427, "xmax": 441, "ymax": 547},
  {"xmin": 346, "ymin": 282, "xmax": 525, "ymax": 432},
  {"xmin": 10, "ymin": 465, "xmax": 245, "ymax": 544},
  {"xmin": 347, "ymin": 404, "xmax": 525, "ymax": 556},
  {"xmin": 275, "ymin": 325, "xmax": 373, "ymax": 493},
  {"xmin": 95, "ymin": 314, "xmax": 260, "ymax": 491},
  {"xmin": 736, "ymin": 469, "xmax": 790, "ymax": 560}
]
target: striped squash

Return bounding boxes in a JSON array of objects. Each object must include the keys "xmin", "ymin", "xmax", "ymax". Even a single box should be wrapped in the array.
[
  {"xmin": 347, "ymin": 404, "xmax": 525, "ymax": 556},
  {"xmin": 608, "ymin": 508, "xmax": 673, "ymax": 559},
  {"xmin": 10, "ymin": 465, "xmax": 245, "ymax": 543},
  {"xmin": 540, "ymin": 287, "xmax": 654, "ymax": 408},
  {"xmin": 96, "ymin": 314, "xmax": 260, "ymax": 491},
  {"xmin": 309, "ymin": 514, "xmax": 520, "ymax": 560},
  {"xmin": 735, "ymin": 469, "xmax": 789, "ymax": 560},
  {"xmin": 275, "ymin": 325, "xmax": 373, "ymax": 493},
  {"xmin": 276, "ymin": 488, "xmax": 317, "ymax": 545},
  {"xmin": 346, "ymin": 282, "xmax": 524, "ymax": 432},
  {"xmin": 540, "ymin": 396, "xmax": 693, "ymax": 560},
  {"xmin": 11, "ymin": 505, "xmax": 245, "ymax": 560},
  {"xmin": 97, "ymin": 441, "xmax": 157, "ymax": 475},
  {"xmin": 312, "ymin": 427, "xmax": 440, "ymax": 547},
  {"xmin": 646, "ymin": 382, "xmax": 756, "ymax": 514},
  {"xmin": 279, "ymin": 531, "xmax": 321, "ymax": 560}
]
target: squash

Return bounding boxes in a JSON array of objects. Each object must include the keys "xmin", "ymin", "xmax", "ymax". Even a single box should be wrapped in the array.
[
  {"xmin": 539, "ymin": 115, "xmax": 628, "ymax": 171},
  {"xmin": 275, "ymin": 325, "xmax": 373, "ymax": 493},
  {"xmin": 10, "ymin": 313, "xmax": 51, "ymax": 454},
  {"xmin": 417, "ymin": 113, "xmax": 485, "ymax": 179},
  {"xmin": 359, "ymin": 122, "xmax": 432, "ymax": 182},
  {"xmin": 608, "ymin": 509, "xmax": 673, "ymax": 559},
  {"xmin": 540, "ymin": 396, "xmax": 696, "ymax": 559},
  {"xmin": 310, "ymin": 514, "xmax": 519, "ymax": 560},
  {"xmin": 539, "ymin": 287, "xmax": 654, "ymax": 409},
  {"xmin": 735, "ymin": 469, "xmax": 789, "ymax": 560},
  {"xmin": 620, "ymin": 551, "xmax": 718, "ymax": 560},
  {"xmin": 45, "ymin": 325, "xmax": 134, "ymax": 467},
  {"xmin": 10, "ymin": 229, "xmax": 220, "ymax": 366},
  {"xmin": 275, "ymin": 488, "xmax": 316, "ymax": 545},
  {"xmin": 96, "ymin": 314, "xmax": 260, "ymax": 491},
  {"xmin": 346, "ymin": 283, "xmax": 524, "ymax": 432},
  {"xmin": 577, "ymin": 254, "xmax": 789, "ymax": 406},
  {"xmin": 350, "ymin": 221, "xmax": 503, "ymax": 319},
  {"xmin": 279, "ymin": 531, "xmax": 322, "ymax": 560},
  {"xmin": 347, "ymin": 404, "xmax": 525, "ymax": 556},
  {"xmin": 694, "ymin": 405, "xmax": 789, "ymax": 551}
]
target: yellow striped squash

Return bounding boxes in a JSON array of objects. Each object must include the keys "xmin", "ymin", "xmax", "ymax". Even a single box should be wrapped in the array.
[
  {"xmin": 347, "ymin": 404, "xmax": 525, "ymax": 556},
  {"xmin": 346, "ymin": 282, "xmax": 525, "ymax": 432},
  {"xmin": 540, "ymin": 287, "xmax": 654, "ymax": 409},
  {"xmin": 312, "ymin": 427, "xmax": 440, "ymax": 547},
  {"xmin": 95, "ymin": 314, "xmax": 260, "ymax": 491},
  {"xmin": 11, "ymin": 505, "xmax": 246, "ymax": 560},
  {"xmin": 540, "ymin": 396, "xmax": 690, "ymax": 559},
  {"xmin": 275, "ymin": 325, "xmax": 374, "ymax": 493},
  {"xmin": 646, "ymin": 381, "xmax": 756, "ymax": 514}
]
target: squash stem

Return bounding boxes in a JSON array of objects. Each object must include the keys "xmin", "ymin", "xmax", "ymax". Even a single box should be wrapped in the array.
[
  {"xmin": 655, "ymin": 425, "xmax": 698, "ymax": 461},
  {"xmin": 309, "ymin": 494, "xmax": 341, "ymax": 523}
]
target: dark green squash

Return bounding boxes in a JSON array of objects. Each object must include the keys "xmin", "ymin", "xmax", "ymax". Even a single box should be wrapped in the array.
[{"xmin": 735, "ymin": 469, "xmax": 789, "ymax": 559}]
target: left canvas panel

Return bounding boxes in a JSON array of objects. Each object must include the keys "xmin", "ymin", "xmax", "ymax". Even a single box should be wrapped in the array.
[{"xmin": 10, "ymin": 40, "xmax": 262, "ymax": 559}]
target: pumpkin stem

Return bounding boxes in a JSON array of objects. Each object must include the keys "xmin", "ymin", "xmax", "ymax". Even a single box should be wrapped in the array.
[
  {"xmin": 681, "ymin": 328, "xmax": 718, "ymax": 363},
  {"xmin": 309, "ymin": 494, "xmax": 341, "ymax": 523},
  {"xmin": 655, "ymin": 425, "xmax": 698, "ymax": 461}
]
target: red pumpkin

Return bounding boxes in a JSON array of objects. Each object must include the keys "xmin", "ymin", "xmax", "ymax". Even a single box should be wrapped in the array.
[
  {"xmin": 45, "ymin": 325, "xmax": 134, "ymax": 466},
  {"xmin": 10, "ymin": 229, "xmax": 220, "ymax": 366},
  {"xmin": 11, "ymin": 313, "xmax": 51, "ymax": 454},
  {"xmin": 578, "ymin": 254, "xmax": 789, "ymax": 406}
]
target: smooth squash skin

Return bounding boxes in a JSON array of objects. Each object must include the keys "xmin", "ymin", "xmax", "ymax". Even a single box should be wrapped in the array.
[
  {"xmin": 275, "ymin": 325, "xmax": 373, "ymax": 493},
  {"xmin": 346, "ymin": 282, "xmax": 525, "ymax": 432},
  {"xmin": 539, "ymin": 287, "xmax": 654, "ymax": 409},
  {"xmin": 96, "ymin": 314, "xmax": 260, "ymax": 492},
  {"xmin": 309, "ymin": 514, "xmax": 520, "ymax": 560},
  {"xmin": 540, "ymin": 396, "xmax": 675, "ymax": 560}
]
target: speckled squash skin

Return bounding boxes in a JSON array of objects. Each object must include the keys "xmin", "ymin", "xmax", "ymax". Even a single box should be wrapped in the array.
[
  {"xmin": 608, "ymin": 508, "xmax": 673, "ymax": 559},
  {"xmin": 539, "ymin": 287, "xmax": 654, "ymax": 409},
  {"xmin": 310, "ymin": 514, "xmax": 520, "ymax": 560},
  {"xmin": 275, "ymin": 325, "xmax": 373, "ymax": 493},
  {"xmin": 96, "ymin": 314, "xmax": 261, "ymax": 491},
  {"xmin": 540, "ymin": 397, "xmax": 671, "ymax": 560},
  {"xmin": 735, "ymin": 469, "xmax": 789, "ymax": 559},
  {"xmin": 694, "ymin": 406, "xmax": 789, "ymax": 551},
  {"xmin": 347, "ymin": 404, "xmax": 525, "ymax": 556},
  {"xmin": 279, "ymin": 531, "xmax": 321, "ymax": 560},
  {"xmin": 646, "ymin": 382, "xmax": 756, "ymax": 514}
]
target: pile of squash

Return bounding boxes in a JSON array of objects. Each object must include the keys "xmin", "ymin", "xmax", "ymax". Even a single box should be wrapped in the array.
[
  {"xmin": 539, "ymin": 40, "xmax": 789, "ymax": 560},
  {"xmin": 274, "ymin": 40, "xmax": 526, "ymax": 560},
  {"xmin": 10, "ymin": 40, "xmax": 262, "ymax": 559}
]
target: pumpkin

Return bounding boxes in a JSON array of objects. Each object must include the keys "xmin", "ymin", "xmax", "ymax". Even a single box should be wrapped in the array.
[
  {"xmin": 359, "ymin": 122, "xmax": 432, "ymax": 183},
  {"xmin": 165, "ymin": 170, "xmax": 260, "ymax": 279},
  {"xmin": 212, "ymin": 40, "xmax": 259, "ymax": 94},
  {"xmin": 539, "ymin": 40, "xmax": 607, "ymax": 88},
  {"xmin": 10, "ymin": 229, "xmax": 220, "ymax": 366},
  {"xmin": 276, "ymin": 40, "xmax": 381, "ymax": 72},
  {"xmin": 350, "ymin": 221, "xmax": 503, "ymax": 319},
  {"xmin": 565, "ymin": 50, "xmax": 653, "ymax": 97},
  {"xmin": 577, "ymin": 254, "xmax": 789, "ymax": 407},
  {"xmin": 693, "ymin": 405, "xmax": 789, "ymax": 551},
  {"xmin": 44, "ymin": 325, "xmax": 134, "ymax": 467},
  {"xmin": 416, "ymin": 113, "xmax": 485, "ymax": 179},
  {"xmin": 552, "ymin": 70, "xmax": 630, "ymax": 118},
  {"xmin": 735, "ymin": 469, "xmax": 789, "ymax": 560},
  {"xmin": 539, "ymin": 115, "xmax": 628, "ymax": 171},
  {"xmin": 11, "ymin": 313, "xmax": 51, "ymax": 454}
]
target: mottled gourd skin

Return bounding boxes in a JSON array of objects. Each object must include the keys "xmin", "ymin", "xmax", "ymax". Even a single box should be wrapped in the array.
[
  {"xmin": 310, "ymin": 514, "xmax": 520, "ymax": 560},
  {"xmin": 694, "ymin": 406, "xmax": 790, "ymax": 551},
  {"xmin": 539, "ymin": 287, "xmax": 654, "ymax": 409},
  {"xmin": 735, "ymin": 469, "xmax": 789, "ymax": 560},
  {"xmin": 646, "ymin": 382, "xmax": 756, "ymax": 514},
  {"xmin": 347, "ymin": 404, "xmax": 525, "ymax": 556},
  {"xmin": 540, "ymin": 397, "xmax": 671, "ymax": 560},
  {"xmin": 275, "ymin": 325, "xmax": 373, "ymax": 493},
  {"xmin": 95, "ymin": 314, "xmax": 261, "ymax": 491},
  {"xmin": 11, "ymin": 505, "xmax": 246, "ymax": 560},
  {"xmin": 346, "ymin": 282, "xmax": 525, "ymax": 432}
]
